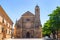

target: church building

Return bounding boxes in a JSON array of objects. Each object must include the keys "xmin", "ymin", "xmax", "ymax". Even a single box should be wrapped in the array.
[{"xmin": 14, "ymin": 5, "xmax": 42, "ymax": 38}]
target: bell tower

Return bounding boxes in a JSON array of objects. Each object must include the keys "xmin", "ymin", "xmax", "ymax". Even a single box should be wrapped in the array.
[
  {"xmin": 34, "ymin": 5, "xmax": 42, "ymax": 38},
  {"xmin": 35, "ymin": 5, "xmax": 41, "ymax": 28}
]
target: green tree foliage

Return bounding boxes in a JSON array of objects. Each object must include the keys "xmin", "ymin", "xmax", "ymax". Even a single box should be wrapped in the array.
[
  {"xmin": 43, "ymin": 6, "xmax": 60, "ymax": 38},
  {"xmin": 49, "ymin": 6, "xmax": 60, "ymax": 31},
  {"xmin": 43, "ymin": 20, "xmax": 51, "ymax": 36}
]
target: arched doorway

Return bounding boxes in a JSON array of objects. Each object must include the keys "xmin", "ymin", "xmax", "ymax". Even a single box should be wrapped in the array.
[{"xmin": 26, "ymin": 32, "xmax": 30, "ymax": 38}]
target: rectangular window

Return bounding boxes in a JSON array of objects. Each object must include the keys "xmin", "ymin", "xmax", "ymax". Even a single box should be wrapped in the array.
[
  {"xmin": 4, "ymin": 19, "xmax": 6, "ymax": 25},
  {"xmin": 0, "ymin": 25, "xmax": 2, "ymax": 33},
  {"xmin": 9, "ymin": 30, "xmax": 10, "ymax": 34},
  {"xmin": 8, "ymin": 23, "xmax": 9, "ymax": 27},
  {"xmin": 6, "ymin": 29, "xmax": 7, "ymax": 34},
  {"xmin": 2, "ymin": 27, "xmax": 4, "ymax": 32},
  {"xmin": 2, "ymin": 18, "xmax": 4, "ymax": 23},
  {"xmin": 0, "ymin": 16, "xmax": 3, "ymax": 23},
  {"xmin": 6, "ymin": 23, "xmax": 8, "ymax": 26},
  {"xmin": 9, "ymin": 30, "xmax": 11, "ymax": 34}
]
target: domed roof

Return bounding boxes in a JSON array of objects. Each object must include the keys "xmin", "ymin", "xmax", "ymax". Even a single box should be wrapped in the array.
[
  {"xmin": 36, "ymin": 5, "xmax": 39, "ymax": 7},
  {"xmin": 35, "ymin": 5, "xmax": 40, "ymax": 9},
  {"xmin": 22, "ymin": 11, "xmax": 34, "ymax": 16}
]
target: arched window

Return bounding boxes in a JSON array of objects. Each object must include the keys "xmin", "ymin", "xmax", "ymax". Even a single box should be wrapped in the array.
[{"xmin": 26, "ymin": 19, "xmax": 30, "ymax": 21}]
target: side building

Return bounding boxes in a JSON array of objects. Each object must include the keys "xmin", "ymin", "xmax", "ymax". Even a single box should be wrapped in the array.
[{"xmin": 0, "ymin": 6, "xmax": 13, "ymax": 40}]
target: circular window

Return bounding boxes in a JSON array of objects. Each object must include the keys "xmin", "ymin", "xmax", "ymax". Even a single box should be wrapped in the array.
[{"xmin": 26, "ymin": 19, "xmax": 30, "ymax": 21}]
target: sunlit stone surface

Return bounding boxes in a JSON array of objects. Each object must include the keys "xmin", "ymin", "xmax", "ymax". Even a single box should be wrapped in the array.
[{"xmin": 4, "ymin": 38, "xmax": 44, "ymax": 40}]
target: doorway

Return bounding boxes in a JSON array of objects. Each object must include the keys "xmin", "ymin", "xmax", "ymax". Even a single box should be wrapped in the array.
[{"xmin": 26, "ymin": 32, "xmax": 30, "ymax": 38}]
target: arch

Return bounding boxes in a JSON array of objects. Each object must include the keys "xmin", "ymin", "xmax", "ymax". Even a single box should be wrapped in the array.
[{"xmin": 26, "ymin": 32, "xmax": 30, "ymax": 38}]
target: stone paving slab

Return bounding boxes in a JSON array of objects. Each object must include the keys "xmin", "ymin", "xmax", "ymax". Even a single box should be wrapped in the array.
[{"xmin": 4, "ymin": 38, "xmax": 44, "ymax": 40}]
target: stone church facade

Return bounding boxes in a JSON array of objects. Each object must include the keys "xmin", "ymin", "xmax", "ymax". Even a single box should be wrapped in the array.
[{"xmin": 14, "ymin": 5, "xmax": 42, "ymax": 38}]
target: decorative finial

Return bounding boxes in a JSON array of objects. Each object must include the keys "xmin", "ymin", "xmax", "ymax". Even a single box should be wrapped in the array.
[{"xmin": 36, "ymin": 5, "xmax": 39, "ymax": 7}]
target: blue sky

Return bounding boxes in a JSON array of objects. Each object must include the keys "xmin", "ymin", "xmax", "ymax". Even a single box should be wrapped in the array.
[{"xmin": 0, "ymin": 0, "xmax": 60, "ymax": 26}]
